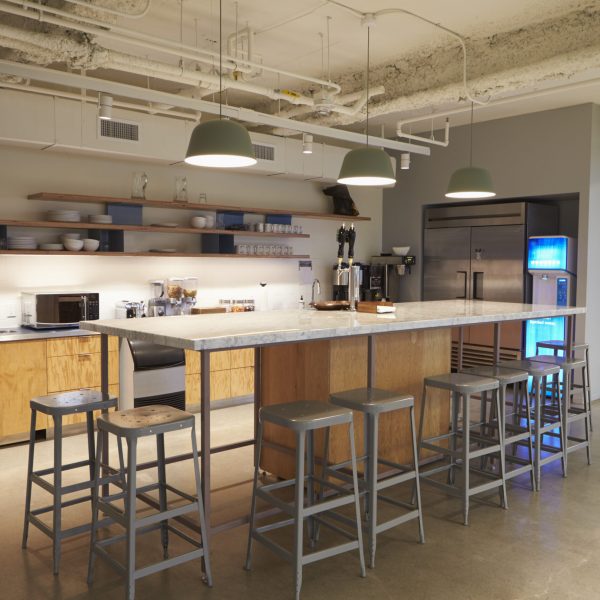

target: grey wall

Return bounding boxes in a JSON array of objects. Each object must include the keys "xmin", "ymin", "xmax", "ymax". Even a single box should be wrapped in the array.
[{"xmin": 383, "ymin": 103, "xmax": 599, "ymax": 392}]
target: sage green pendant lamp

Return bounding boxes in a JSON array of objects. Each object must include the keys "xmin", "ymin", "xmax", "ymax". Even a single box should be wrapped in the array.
[
  {"xmin": 445, "ymin": 103, "xmax": 495, "ymax": 199},
  {"xmin": 337, "ymin": 26, "xmax": 396, "ymax": 187},
  {"xmin": 184, "ymin": 0, "xmax": 256, "ymax": 169}
]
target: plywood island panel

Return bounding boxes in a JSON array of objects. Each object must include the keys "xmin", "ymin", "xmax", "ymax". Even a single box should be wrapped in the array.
[{"xmin": 259, "ymin": 328, "xmax": 451, "ymax": 479}]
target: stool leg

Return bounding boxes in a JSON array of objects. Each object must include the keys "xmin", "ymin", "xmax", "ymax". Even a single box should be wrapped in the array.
[
  {"xmin": 523, "ymin": 381, "xmax": 536, "ymax": 491},
  {"xmin": 561, "ymin": 369, "xmax": 569, "ymax": 478},
  {"xmin": 306, "ymin": 429, "xmax": 316, "ymax": 548},
  {"xmin": 414, "ymin": 383, "xmax": 427, "ymax": 506},
  {"xmin": 496, "ymin": 389, "xmax": 508, "ymax": 510},
  {"xmin": 314, "ymin": 426, "xmax": 331, "ymax": 543},
  {"xmin": 448, "ymin": 391, "xmax": 459, "ymax": 486},
  {"xmin": 86, "ymin": 411, "xmax": 95, "ymax": 485},
  {"xmin": 409, "ymin": 405, "xmax": 425, "ymax": 544},
  {"xmin": 87, "ymin": 427, "xmax": 103, "ymax": 585},
  {"xmin": 586, "ymin": 347, "xmax": 593, "ymax": 432},
  {"xmin": 294, "ymin": 431, "xmax": 306, "ymax": 600},
  {"xmin": 582, "ymin": 363, "xmax": 592, "ymax": 465},
  {"xmin": 348, "ymin": 420, "xmax": 366, "ymax": 579},
  {"xmin": 125, "ymin": 438, "xmax": 137, "ymax": 600},
  {"xmin": 462, "ymin": 394, "xmax": 470, "ymax": 526},
  {"xmin": 245, "ymin": 419, "xmax": 263, "ymax": 571},
  {"xmin": 191, "ymin": 424, "xmax": 213, "ymax": 587},
  {"xmin": 52, "ymin": 415, "xmax": 63, "ymax": 575},
  {"xmin": 366, "ymin": 413, "xmax": 378, "ymax": 569},
  {"xmin": 22, "ymin": 409, "xmax": 37, "ymax": 549},
  {"xmin": 156, "ymin": 433, "xmax": 169, "ymax": 559},
  {"xmin": 534, "ymin": 377, "xmax": 542, "ymax": 492}
]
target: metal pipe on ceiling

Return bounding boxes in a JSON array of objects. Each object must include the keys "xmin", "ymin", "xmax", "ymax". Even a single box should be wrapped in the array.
[{"xmin": 0, "ymin": 59, "xmax": 430, "ymax": 155}]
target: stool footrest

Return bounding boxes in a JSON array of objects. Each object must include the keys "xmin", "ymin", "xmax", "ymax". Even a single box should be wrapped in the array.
[
  {"xmin": 251, "ymin": 531, "xmax": 293, "ymax": 563},
  {"xmin": 504, "ymin": 464, "xmax": 534, "ymax": 480},
  {"xmin": 566, "ymin": 440, "xmax": 590, "ymax": 453},
  {"xmin": 375, "ymin": 510, "xmax": 420, "ymax": 535},
  {"xmin": 34, "ymin": 459, "xmax": 91, "ymax": 478},
  {"xmin": 31, "ymin": 494, "xmax": 92, "ymax": 517},
  {"xmin": 135, "ymin": 502, "xmax": 200, "ymax": 529},
  {"xmin": 538, "ymin": 452, "xmax": 564, "ymax": 466},
  {"xmin": 135, "ymin": 549, "xmax": 205, "ymax": 581},
  {"xmin": 302, "ymin": 540, "xmax": 361, "ymax": 566}
]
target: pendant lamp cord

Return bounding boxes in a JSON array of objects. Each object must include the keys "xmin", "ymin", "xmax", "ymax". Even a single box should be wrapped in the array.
[
  {"xmin": 366, "ymin": 25, "xmax": 370, "ymax": 146},
  {"xmin": 219, "ymin": 0, "xmax": 223, "ymax": 119},
  {"xmin": 469, "ymin": 101, "xmax": 473, "ymax": 167}
]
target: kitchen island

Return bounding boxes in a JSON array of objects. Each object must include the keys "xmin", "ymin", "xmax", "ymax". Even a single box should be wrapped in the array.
[{"xmin": 82, "ymin": 299, "xmax": 585, "ymax": 532}]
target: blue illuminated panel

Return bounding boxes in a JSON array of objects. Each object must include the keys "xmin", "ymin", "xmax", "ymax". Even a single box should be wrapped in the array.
[
  {"xmin": 525, "ymin": 316, "xmax": 565, "ymax": 359},
  {"xmin": 528, "ymin": 237, "xmax": 567, "ymax": 271}
]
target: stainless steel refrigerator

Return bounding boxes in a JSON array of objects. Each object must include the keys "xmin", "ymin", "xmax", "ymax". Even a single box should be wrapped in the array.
[{"xmin": 423, "ymin": 201, "xmax": 558, "ymax": 365}]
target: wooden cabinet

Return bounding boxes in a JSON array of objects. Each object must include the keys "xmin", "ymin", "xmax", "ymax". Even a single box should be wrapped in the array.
[
  {"xmin": 184, "ymin": 348, "xmax": 254, "ymax": 408},
  {"xmin": 0, "ymin": 340, "xmax": 48, "ymax": 442}
]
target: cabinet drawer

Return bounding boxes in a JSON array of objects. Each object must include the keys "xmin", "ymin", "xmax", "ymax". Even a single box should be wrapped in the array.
[
  {"xmin": 184, "ymin": 370, "xmax": 231, "ymax": 407},
  {"xmin": 185, "ymin": 350, "xmax": 234, "ymax": 375},
  {"xmin": 230, "ymin": 348, "xmax": 255, "ymax": 369},
  {"xmin": 48, "ymin": 352, "xmax": 118, "ymax": 392},
  {"xmin": 185, "ymin": 350, "xmax": 200, "ymax": 375},
  {"xmin": 48, "ymin": 335, "xmax": 118, "ymax": 357}
]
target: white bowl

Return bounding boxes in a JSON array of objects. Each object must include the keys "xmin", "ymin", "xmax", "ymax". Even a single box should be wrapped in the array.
[
  {"xmin": 392, "ymin": 246, "xmax": 410, "ymax": 256},
  {"xmin": 191, "ymin": 216, "xmax": 207, "ymax": 229},
  {"xmin": 61, "ymin": 233, "xmax": 81, "ymax": 242},
  {"xmin": 82, "ymin": 238, "xmax": 100, "ymax": 252},
  {"xmin": 64, "ymin": 239, "xmax": 84, "ymax": 251}
]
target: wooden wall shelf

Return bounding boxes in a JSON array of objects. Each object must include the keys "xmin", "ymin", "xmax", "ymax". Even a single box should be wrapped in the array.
[
  {"xmin": 0, "ymin": 250, "xmax": 309, "ymax": 259},
  {"xmin": 0, "ymin": 219, "xmax": 309, "ymax": 239},
  {"xmin": 28, "ymin": 192, "xmax": 372, "ymax": 222}
]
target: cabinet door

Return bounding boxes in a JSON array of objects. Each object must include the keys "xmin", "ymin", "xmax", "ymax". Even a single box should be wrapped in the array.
[
  {"xmin": 211, "ymin": 350, "xmax": 231, "ymax": 371},
  {"xmin": 423, "ymin": 227, "xmax": 471, "ymax": 300},
  {"xmin": 231, "ymin": 366, "xmax": 254, "ymax": 397},
  {"xmin": 230, "ymin": 348, "xmax": 255, "ymax": 369},
  {"xmin": 48, "ymin": 355, "xmax": 80, "ymax": 392},
  {"xmin": 0, "ymin": 340, "xmax": 48, "ymax": 440}
]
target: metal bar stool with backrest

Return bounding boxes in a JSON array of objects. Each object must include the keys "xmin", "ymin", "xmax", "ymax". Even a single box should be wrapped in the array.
[
  {"xmin": 536, "ymin": 339, "xmax": 592, "ymax": 430},
  {"xmin": 87, "ymin": 405, "xmax": 212, "ymax": 600},
  {"xmin": 497, "ymin": 359, "xmax": 564, "ymax": 490},
  {"xmin": 417, "ymin": 373, "xmax": 508, "ymax": 526},
  {"xmin": 22, "ymin": 389, "xmax": 117, "ymax": 575},
  {"xmin": 461, "ymin": 366, "xmax": 535, "ymax": 491},
  {"xmin": 528, "ymin": 354, "xmax": 592, "ymax": 469},
  {"xmin": 327, "ymin": 387, "xmax": 425, "ymax": 569},
  {"xmin": 245, "ymin": 400, "xmax": 366, "ymax": 600}
]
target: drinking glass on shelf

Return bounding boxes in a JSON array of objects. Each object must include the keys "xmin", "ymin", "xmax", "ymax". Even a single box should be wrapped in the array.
[
  {"xmin": 131, "ymin": 172, "xmax": 148, "ymax": 199},
  {"xmin": 174, "ymin": 176, "xmax": 188, "ymax": 202}
]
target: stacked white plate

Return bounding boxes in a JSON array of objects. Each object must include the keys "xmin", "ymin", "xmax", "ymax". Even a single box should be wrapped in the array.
[
  {"xmin": 8, "ymin": 235, "xmax": 37, "ymax": 250},
  {"xmin": 47, "ymin": 209, "xmax": 81, "ymax": 222},
  {"xmin": 40, "ymin": 243, "xmax": 64, "ymax": 251},
  {"xmin": 89, "ymin": 214, "xmax": 113, "ymax": 224}
]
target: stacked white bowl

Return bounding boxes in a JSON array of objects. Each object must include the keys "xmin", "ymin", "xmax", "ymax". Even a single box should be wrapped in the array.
[
  {"xmin": 47, "ymin": 209, "xmax": 81, "ymax": 222},
  {"xmin": 7, "ymin": 235, "xmax": 37, "ymax": 250},
  {"xmin": 89, "ymin": 214, "xmax": 113, "ymax": 224}
]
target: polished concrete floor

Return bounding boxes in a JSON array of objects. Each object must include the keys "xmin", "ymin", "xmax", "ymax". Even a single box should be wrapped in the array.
[{"xmin": 1, "ymin": 403, "xmax": 599, "ymax": 600}]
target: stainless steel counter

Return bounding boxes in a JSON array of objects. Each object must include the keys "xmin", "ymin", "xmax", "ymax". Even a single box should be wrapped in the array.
[{"xmin": 0, "ymin": 326, "xmax": 99, "ymax": 343}]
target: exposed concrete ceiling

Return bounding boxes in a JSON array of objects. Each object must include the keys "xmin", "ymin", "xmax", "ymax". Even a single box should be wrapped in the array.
[{"xmin": 0, "ymin": 0, "xmax": 598, "ymax": 140}]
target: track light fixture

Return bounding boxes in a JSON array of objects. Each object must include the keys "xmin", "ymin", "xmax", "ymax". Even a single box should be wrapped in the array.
[
  {"xmin": 98, "ymin": 93, "xmax": 112, "ymax": 120},
  {"xmin": 302, "ymin": 133, "xmax": 313, "ymax": 154},
  {"xmin": 400, "ymin": 153, "xmax": 410, "ymax": 170}
]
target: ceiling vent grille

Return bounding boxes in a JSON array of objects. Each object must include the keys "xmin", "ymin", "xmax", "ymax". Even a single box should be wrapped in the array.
[
  {"xmin": 99, "ymin": 119, "xmax": 139, "ymax": 142},
  {"xmin": 252, "ymin": 143, "xmax": 275, "ymax": 161}
]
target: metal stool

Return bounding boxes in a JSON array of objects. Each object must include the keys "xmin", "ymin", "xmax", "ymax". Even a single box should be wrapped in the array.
[
  {"xmin": 328, "ymin": 388, "xmax": 425, "ymax": 568},
  {"xmin": 536, "ymin": 340, "xmax": 592, "ymax": 430},
  {"xmin": 462, "ymin": 366, "xmax": 535, "ymax": 491},
  {"xmin": 498, "ymin": 359, "xmax": 564, "ymax": 490},
  {"xmin": 528, "ymin": 355, "xmax": 592, "ymax": 469},
  {"xmin": 418, "ymin": 373, "xmax": 507, "ymax": 525},
  {"xmin": 22, "ymin": 389, "xmax": 117, "ymax": 575},
  {"xmin": 88, "ymin": 405, "xmax": 212, "ymax": 600},
  {"xmin": 245, "ymin": 401, "xmax": 366, "ymax": 600}
]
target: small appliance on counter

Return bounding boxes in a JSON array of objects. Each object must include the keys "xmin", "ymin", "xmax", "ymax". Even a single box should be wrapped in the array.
[
  {"xmin": 21, "ymin": 291, "xmax": 99, "ymax": 329},
  {"xmin": 147, "ymin": 280, "xmax": 167, "ymax": 317},
  {"xmin": 119, "ymin": 339, "xmax": 185, "ymax": 411},
  {"xmin": 115, "ymin": 300, "xmax": 144, "ymax": 319}
]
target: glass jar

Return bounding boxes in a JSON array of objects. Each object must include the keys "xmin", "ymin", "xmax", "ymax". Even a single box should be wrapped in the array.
[
  {"xmin": 183, "ymin": 277, "xmax": 198, "ymax": 299},
  {"xmin": 166, "ymin": 277, "xmax": 183, "ymax": 300}
]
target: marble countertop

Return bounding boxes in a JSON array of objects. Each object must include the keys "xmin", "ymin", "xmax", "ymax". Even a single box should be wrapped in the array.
[
  {"xmin": 81, "ymin": 300, "xmax": 585, "ymax": 352},
  {"xmin": 0, "ymin": 326, "xmax": 100, "ymax": 343}
]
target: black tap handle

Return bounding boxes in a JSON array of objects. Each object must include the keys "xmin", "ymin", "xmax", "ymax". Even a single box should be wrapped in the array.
[
  {"xmin": 336, "ymin": 224, "xmax": 347, "ymax": 259},
  {"xmin": 347, "ymin": 224, "xmax": 356, "ymax": 260}
]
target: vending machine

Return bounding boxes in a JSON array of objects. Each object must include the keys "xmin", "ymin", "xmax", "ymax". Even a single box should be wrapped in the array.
[{"xmin": 525, "ymin": 235, "xmax": 577, "ymax": 357}]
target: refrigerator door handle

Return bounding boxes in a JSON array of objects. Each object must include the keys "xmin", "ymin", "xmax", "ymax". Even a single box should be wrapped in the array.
[
  {"xmin": 456, "ymin": 270, "xmax": 468, "ymax": 299},
  {"xmin": 473, "ymin": 271, "xmax": 484, "ymax": 300}
]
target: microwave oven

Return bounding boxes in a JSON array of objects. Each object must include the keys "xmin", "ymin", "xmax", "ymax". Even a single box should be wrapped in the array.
[{"xmin": 21, "ymin": 292, "xmax": 100, "ymax": 329}]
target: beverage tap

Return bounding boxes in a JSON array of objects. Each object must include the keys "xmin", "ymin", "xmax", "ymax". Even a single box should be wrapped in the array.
[
  {"xmin": 336, "ymin": 223, "xmax": 348, "ymax": 269},
  {"xmin": 334, "ymin": 223, "xmax": 359, "ymax": 311},
  {"xmin": 347, "ymin": 223, "xmax": 356, "ymax": 266}
]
